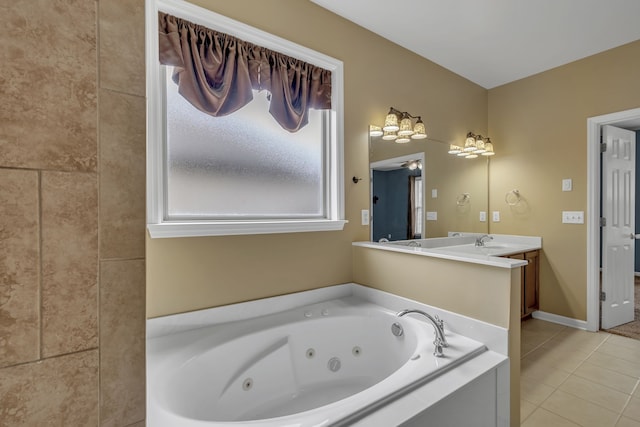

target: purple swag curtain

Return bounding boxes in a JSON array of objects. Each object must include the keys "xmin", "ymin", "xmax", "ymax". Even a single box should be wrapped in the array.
[{"xmin": 158, "ymin": 12, "xmax": 332, "ymax": 132}]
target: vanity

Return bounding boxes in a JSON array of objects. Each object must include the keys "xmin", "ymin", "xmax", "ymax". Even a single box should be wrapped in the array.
[
  {"xmin": 508, "ymin": 251, "xmax": 539, "ymax": 319},
  {"xmin": 352, "ymin": 233, "xmax": 541, "ymax": 425},
  {"xmin": 356, "ymin": 234, "xmax": 542, "ymax": 320}
]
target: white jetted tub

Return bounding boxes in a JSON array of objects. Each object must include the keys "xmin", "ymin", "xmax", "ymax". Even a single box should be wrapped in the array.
[{"xmin": 147, "ymin": 284, "xmax": 509, "ymax": 427}]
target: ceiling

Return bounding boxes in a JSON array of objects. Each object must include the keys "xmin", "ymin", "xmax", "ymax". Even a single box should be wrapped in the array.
[{"xmin": 310, "ymin": 0, "xmax": 640, "ymax": 89}]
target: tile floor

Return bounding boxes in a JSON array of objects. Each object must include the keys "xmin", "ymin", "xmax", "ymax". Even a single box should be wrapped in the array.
[{"xmin": 521, "ymin": 319, "xmax": 640, "ymax": 426}]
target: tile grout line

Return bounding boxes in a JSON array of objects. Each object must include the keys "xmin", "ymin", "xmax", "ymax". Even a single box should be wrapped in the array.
[
  {"xmin": 616, "ymin": 378, "xmax": 640, "ymax": 425},
  {"xmin": 520, "ymin": 324, "xmax": 569, "ymax": 424},
  {"xmin": 538, "ymin": 333, "xmax": 631, "ymax": 425},
  {"xmin": 521, "ymin": 325, "xmax": 633, "ymax": 426},
  {"xmin": 520, "ymin": 324, "xmax": 568, "ymax": 358},
  {"xmin": 37, "ymin": 170, "xmax": 43, "ymax": 361}
]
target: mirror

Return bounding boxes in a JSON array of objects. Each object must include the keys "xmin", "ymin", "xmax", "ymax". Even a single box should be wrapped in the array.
[{"xmin": 369, "ymin": 134, "xmax": 489, "ymax": 241}]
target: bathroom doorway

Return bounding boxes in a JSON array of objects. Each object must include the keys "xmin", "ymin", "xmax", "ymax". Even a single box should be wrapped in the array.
[{"xmin": 587, "ymin": 107, "xmax": 640, "ymax": 333}]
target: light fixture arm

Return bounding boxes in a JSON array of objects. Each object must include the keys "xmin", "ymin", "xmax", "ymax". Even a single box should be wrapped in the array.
[{"xmin": 388, "ymin": 107, "xmax": 421, "ymax": 120}]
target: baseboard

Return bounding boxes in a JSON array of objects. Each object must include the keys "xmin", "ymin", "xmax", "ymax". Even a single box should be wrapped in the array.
[{"xmin": 531, "ymin": 311, "xmax": 588, "ymax": 330}]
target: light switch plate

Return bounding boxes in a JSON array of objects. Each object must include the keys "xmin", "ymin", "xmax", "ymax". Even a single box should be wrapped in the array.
[
  {"xmin": 492, "ymin": 211, "xmax": 500, "ymax": 222},
  {"xmin": 361, "ymin": 209, "xmax": 369, "ymax": 225},
  {"xmin": 431, "ymin": 189, "xmax": 438, "ymax": 198},
  {"xmin": 479, "ymin": 211, "xmax": 487, "ymax": 222},
  {"xmin": 426, "ymin": 211, "xmax": 438, "ymax": 221},
  {"xmin": 562, "ymin": 211, "xmax": 584, "ymax": 224},
  {"xmin": 562, "ymin": 179, "xmax": 573, "ymax": 192}
]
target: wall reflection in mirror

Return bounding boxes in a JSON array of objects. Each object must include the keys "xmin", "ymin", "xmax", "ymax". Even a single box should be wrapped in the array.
[{"xmin": 369, "ymin": 130, "xmax": 490, "ymax": 241}]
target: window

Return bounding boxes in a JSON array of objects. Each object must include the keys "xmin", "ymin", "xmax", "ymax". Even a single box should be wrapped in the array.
[{"xmin": 145, "ymin": 0, "xmax": 345, "ymax": 238}]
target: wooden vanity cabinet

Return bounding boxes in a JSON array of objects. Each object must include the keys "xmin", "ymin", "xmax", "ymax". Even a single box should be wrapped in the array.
[{"xmin": 509, "ymin": 250, "xmax": 540, "ymax": 319}]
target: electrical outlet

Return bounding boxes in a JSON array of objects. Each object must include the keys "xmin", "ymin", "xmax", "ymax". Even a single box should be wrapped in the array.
[
  {"xmin": 562, "ymin": 179, "xmax": 573, "ymax": 192},
  {"xmin": 431, "ymin": 189, "xmax": 438, "ymax": 198},
  {"xmin": 492, "ymin": 211, "xmax": 500, "ymax": 222},
  {"xmin": 426, "ymin": 211, "xmax": 438, "ymax": 221},
  {"xmin": 562, "ymin": 211, "xmax": 584, "ymax": 224},
  {"xmin": 479, "ymin": 211, "xmax": 487, "ymax": 222},
  {"xmin": 361, "ymin": 209, "xmax": 369, "ymax": 225}
]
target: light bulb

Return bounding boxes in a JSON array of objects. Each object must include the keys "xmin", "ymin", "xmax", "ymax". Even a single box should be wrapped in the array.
[
  {"xmin": 383, "ymin": 111, "xmax": 399, "ymax": 132},
  {"xmin": 382, "ymin": 130, "xmax": 398, "ymax": 140},
  {"xmin": 474, "ymin": 137, "xmax": 486, "ymax": 154},
  {"xmin": 482, "ymin": 141, "xmax": 495, "ymax": 156},
  {"xmin": 464, "ymin": 132, "xmax": 477, "ymax": 152},
  {"xmin": 411, "ymin": 119, "xmax": 427, "ymax": 139},
  {"xmin": 369, "ymin": 125, "xmax": 383, "ymax": 137},
  {"xmin": 398, "ymin": 114, "xmax": 414, "ymax": 136},
  {"xmin": 448, "ymin": 144, "xmax": 462, "ymax": 154}
]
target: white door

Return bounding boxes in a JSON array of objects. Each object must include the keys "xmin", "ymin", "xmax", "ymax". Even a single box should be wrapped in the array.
[{"xmin": 601, "ymin": 125, "xmax": 636, "ymax": 329}]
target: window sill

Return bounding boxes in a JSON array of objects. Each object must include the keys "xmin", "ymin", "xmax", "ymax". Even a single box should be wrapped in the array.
[{"xmin": 147, "ymin": 219, "xmax": 348, "ymax": 238}]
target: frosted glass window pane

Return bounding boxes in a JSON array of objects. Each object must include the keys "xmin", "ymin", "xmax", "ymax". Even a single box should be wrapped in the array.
[{"xmin": 164, "ymin": 68, "xmax": 325, "ymax": 219}]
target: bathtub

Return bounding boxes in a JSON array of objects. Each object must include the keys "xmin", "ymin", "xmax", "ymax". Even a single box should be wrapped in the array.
[{"xmin": 147, "ymin": 284, "xmax": 508, "ymax": 427}]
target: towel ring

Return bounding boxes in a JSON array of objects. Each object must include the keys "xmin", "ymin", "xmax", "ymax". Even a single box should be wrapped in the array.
[
  {"xmin": 456, "ymin": 193, "xmax": 471, "ymax": 206},
  {"xmin": 505, "ymin": 189, "xmax": 521, "ymax": 206}
]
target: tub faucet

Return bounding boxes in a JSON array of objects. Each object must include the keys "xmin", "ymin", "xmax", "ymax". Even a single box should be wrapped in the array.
[
  {"xmin": 397, "ymin": 309, "xmax": 448, "ymax": 357},
  {"xmin": 475, "ymin": 234, "xmax": 493, "ymax": 247}
]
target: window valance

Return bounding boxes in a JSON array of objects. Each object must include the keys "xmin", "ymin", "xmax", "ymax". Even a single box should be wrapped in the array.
[{"xmin": 158, "ymin": 12, "xmax": 332, "ymax": 132}]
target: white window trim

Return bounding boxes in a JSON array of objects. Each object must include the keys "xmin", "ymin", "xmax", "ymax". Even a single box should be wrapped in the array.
[{"xmin": 145, "ymin": 0, "xmax": 346, "ymax": 238}]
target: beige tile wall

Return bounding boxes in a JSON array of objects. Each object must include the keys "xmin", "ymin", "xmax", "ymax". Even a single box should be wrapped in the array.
[{"xmin": 0, "ymin": 0, "xmax": 146, "ymax": 425}]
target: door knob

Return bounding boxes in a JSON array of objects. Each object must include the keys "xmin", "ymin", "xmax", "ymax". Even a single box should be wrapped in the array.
[{"xmin": 631, "ymin": 233, "xmax": 640, "ymax": 240}]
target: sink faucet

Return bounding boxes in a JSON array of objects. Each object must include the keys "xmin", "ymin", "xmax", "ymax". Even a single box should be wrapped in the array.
[
  {"xmin": 397, "ymin": 309, "xmax": 448, "ymax": 357},
  {"xmin": 475, "ymin": 234, "xmax": 493, "ymax": 247}
]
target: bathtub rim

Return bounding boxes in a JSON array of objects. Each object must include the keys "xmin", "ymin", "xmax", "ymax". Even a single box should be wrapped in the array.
[{"xmin": 147, "ymin": 282, "xmax": 508, "ymax": 356}]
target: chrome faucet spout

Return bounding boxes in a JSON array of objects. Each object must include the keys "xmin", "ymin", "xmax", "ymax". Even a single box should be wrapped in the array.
[
  {"xmin": 397, "ymin": 309, "xmax": 448, "ymax": 357},
  {"xmin": 475, "ymin": 234, "xmax": 493, "ymax": 247}
]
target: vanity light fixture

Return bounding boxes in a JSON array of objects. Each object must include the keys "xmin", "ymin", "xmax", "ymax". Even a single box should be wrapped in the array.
[
  {"xmin": 372, "ymin": 107, "xmax": 427, "ymax": 142},
  {"xmin": 454, "ymin": 132, "xmax": 496, "ymax": 158}
]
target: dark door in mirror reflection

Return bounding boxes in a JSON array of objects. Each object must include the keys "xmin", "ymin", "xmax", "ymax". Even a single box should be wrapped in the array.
[{"xmin": 372, "ymin": 168, "xmax": 422, "ymax": 242}]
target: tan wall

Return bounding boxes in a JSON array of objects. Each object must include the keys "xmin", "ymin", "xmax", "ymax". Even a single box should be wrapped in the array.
[
  {"xmin": 352, "ymin": 246, "xmax": 521, "ymax": 424},
  {"xmin": 488, "ymin": 40, "xmax": 640, "ymax": 321},
  {"xmin": 0, "ymin": 0, "xmax": 146, "ymax": 425},
  {"xmin": 147, "ymin": 0, "xmax": 488, "ymax": 318}
]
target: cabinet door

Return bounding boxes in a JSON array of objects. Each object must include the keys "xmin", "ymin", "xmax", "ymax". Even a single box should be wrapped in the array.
[{"xmin": 523, "ymin": 251, "xmax": 539, "ymax": 315}]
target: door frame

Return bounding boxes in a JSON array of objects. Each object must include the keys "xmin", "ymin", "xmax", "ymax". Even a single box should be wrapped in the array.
[{"xmin": 586, "ymin": 107, "xmax": 640, "ymax": 331}]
